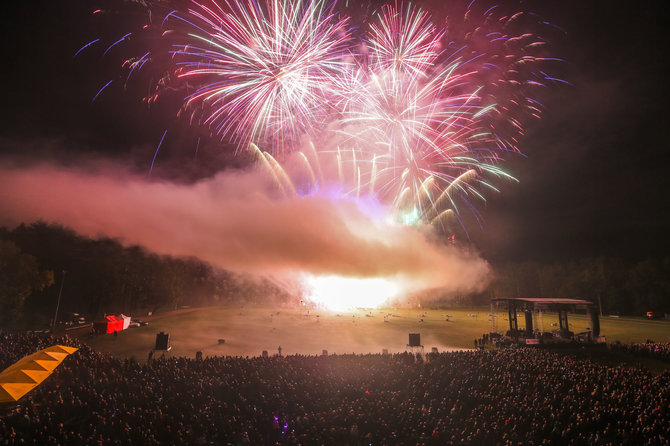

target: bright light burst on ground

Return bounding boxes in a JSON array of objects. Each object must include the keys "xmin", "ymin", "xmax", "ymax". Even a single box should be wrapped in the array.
[{"xmin": 302, "ymin": 274, "xmax": 402, "ymax": 311}]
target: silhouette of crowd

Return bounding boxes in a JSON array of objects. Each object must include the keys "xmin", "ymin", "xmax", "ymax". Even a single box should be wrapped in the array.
[
  {"xmin": 611, "ymin": 341, "xmax": 670, "ymax": 363},
  {"xmin": 1, "ymin": 332, "xmax": 668, "ymax": 445}
]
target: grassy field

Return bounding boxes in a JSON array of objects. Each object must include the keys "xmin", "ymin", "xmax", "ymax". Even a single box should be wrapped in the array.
[{"xmin": 72, "ymin": 307, "xmax": 670, "ymax": 362}]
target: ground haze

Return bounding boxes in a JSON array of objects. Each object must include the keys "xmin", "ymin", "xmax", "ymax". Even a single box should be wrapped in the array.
[{"xmin": 72, "ymin": 307, "xmax": 670, "ymax": 361}]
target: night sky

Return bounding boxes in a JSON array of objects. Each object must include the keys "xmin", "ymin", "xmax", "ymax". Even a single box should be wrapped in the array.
[{"xmin": 1, "ymin": 0, "xmax": 668, "ymax": 263}]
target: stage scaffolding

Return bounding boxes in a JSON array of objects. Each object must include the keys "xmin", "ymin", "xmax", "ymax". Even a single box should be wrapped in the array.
[{"xmin": 490, "ymin": 298, "xmax": 601, "ymax": 343}]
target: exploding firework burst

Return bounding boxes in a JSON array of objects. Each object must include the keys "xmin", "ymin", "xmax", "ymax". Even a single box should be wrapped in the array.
[
  {"xmin": 326, "ymin": 1, "xmax": 561, "ymax": 233},
  {"xmin": 365, "ymin": 3, "xmax": 443, "ymax": 78},
  {"xmin": 160, "ymin": 0, "xmax": 353, "ymax": 155}
]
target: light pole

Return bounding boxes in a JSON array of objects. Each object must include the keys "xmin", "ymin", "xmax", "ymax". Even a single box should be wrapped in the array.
[
  {"xmin": 52, "ymin": 270, "xmax": 66, "ymax": 332},
  {"xmin": 598, "ymin": 292, "xmax": 603, "ymax": 317}
]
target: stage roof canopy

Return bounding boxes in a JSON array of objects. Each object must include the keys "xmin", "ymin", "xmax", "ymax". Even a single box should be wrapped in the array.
[
  {"xmin": 492, "ymin": 298, "xmax": 594, "ymax": 305},
  {"xmin": 491, "ymin": 297, "xmax": 597, "ymax": 313}
]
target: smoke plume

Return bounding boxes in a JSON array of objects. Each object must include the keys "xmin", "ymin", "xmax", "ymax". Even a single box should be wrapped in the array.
[{"xmin": 0, "ymin": 163, "xmax": 490, "ymax": 296}]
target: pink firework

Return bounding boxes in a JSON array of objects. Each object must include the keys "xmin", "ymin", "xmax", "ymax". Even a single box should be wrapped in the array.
[
  {"xmin": 366, "ymin": 2, "xmax": 443, "ymax": 79},
  {"xmin": 164, "ymin": 0, "xmax": 353, "ymax": 154},
  {"xmin": 329, "ymin": 1, "xmax": 561, "ymax": 230}
]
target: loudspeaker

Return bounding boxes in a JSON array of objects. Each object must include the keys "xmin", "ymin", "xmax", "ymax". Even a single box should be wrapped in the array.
[
  {"xmin": 155, "ymin": 332, "xmax": 170, "ymax": 350},
  {"xmin": 262, "ymin": 350, "xmax": 268, "ymax": 358},
  {"xmin": 408, "ymin": 333, "xmax": 421, "ymax": 347},
  {"xmin": 195, "ymin": 351, "xmax": 203, "ymax": 360},
  {"xmin": 322, "ymin": 349, "xmax": 328, "ymax": 356}
]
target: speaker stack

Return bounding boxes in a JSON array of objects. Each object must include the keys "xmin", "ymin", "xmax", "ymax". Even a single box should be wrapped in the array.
[
  {"xmin": 408, "ymin": 333, "xmax": 421, "ymax": 347},
  {"xmin": 155, "ymin": 332, "xmax": 170, "ymax": 350}
]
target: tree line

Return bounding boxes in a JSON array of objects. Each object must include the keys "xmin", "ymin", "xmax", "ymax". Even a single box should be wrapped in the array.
[
  {"xmin": 1, "ymin": 222, "xmax": 668, "ymax": 328},
  {"xmin": 0, "ymin": 222, "xmax": 291, "ymax": 328},
  {"xmin": 486, "ymin": 257, "xmax": 670, "ymax": 316}
]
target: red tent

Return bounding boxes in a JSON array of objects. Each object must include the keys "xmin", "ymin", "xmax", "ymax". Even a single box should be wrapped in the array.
[{"xmin": 93, "ymin": 315, "xmax": 125, "ymax": 334}]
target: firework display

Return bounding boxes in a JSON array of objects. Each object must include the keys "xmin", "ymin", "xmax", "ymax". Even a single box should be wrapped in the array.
[{"xmin": 86, "ymin": 0, "xmax": 561, "ymax": 233}]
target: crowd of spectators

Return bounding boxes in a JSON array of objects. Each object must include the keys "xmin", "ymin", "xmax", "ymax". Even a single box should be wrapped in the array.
[
  {"xmin": 1, "ymin": 332, "xmax": 668, "ymax": 445},
  {"xmin": 611, "ymin": 341, "xmax": 670, "ymax": 363}
]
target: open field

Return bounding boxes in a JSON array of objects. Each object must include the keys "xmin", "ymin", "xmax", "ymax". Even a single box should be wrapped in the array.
[{"xmin": 71, "ymin": 307, "xmax": 670, "ymax": 361}]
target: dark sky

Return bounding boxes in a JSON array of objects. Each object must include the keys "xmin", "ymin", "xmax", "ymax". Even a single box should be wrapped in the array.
[
  {"xmin": 1, "ymin": 0, "xmax": 668, "ymax": 263},
  {"xmin": 475, "ymin": 1, "xmax": 670, "ymax": 262}
]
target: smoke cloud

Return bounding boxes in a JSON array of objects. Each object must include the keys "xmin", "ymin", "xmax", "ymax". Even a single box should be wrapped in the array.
[{"xmin": 0, "ymin": 162, "xmax": 490, "ymax": 296}]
